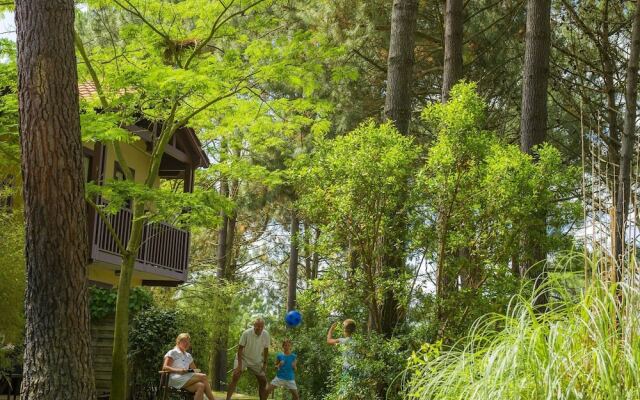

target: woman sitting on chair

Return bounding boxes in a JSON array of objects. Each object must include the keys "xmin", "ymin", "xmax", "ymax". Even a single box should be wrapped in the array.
[{"xmin": 163, "ymin": 333, "xmax": 215, "ymax": 400}]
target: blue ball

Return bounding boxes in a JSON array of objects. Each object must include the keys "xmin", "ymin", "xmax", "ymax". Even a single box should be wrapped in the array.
[{"xmin": 285, "ymin": 310, "xmax": 302, "ymax": 327}]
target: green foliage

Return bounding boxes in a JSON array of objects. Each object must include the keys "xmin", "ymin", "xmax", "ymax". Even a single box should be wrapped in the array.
[
  {"xmin": 128, "ymin": 307, "xmax": 208, "ymax": 391},
  {"xmin": 294, "ymin": 121, "xmax": 420, "ymax": 328},
  {"xmin": 0, "ymin": 39, "xmax": 20, "ymax": 207},
  {"xmin": 0, "ymin": 212, "xmax": 24, "ymax": 345},
  {"xmin": 89, "ymin": 286, "xmax": 153, "ymax": 320},
  {"xmin": 325, "ymin": 333, "xmax": 407, "ymax": 400},
  {"xmin": 404, "ymin": 255, "xmax": 640, "ymax": 400},
  {"xmin": 413, "ymin": 82, "xmax": 581, "ymax": 341}
]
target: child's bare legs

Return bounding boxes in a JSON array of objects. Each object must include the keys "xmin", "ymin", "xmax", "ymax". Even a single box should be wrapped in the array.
[
  {"xmin": 264, "ymin": 383, "xmax": 275, "ymax": 398},
  {"xmin": 289, "ymin": 389, "xmax": 299, "ymax": 400}
]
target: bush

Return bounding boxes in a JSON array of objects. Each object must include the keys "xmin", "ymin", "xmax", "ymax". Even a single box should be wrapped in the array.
[
  {"xmin": 128, "ymin": 307, "xmax": 181, "ymax": 398},
  {"xmin": 89, "ymin": 286, "xmax": 154, "ymax": 321},
  {"xmin": 324, "ymin": 333, "xmax": 407, "ymax": 400},
  {"xmin": 128, "ymin": 307, "xmax": 208, "ymax": 397}
]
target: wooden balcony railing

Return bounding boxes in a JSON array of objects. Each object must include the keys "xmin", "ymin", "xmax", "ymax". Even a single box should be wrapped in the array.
[{"xmin": 91, "ymin": 204, "xmax": 190, "ymax": 283}]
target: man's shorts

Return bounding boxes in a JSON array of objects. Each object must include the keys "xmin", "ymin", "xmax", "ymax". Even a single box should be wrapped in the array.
[
  {"xmin": 270, "ymin": 377, "xmax": 297, "ymax": 390},
  {"xmin": 233, "ymin": 359, "xmax": 266, "ymax": 377}
]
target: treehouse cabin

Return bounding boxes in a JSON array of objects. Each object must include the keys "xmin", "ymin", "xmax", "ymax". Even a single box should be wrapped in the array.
[{"xmin": 80, "ymin": 83, "xmax": 209, "ymax": 288}]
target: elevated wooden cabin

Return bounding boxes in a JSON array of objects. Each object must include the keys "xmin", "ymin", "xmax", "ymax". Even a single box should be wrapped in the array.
[{"xmin": 80, "ymin": 83, "xmax": 209, "ymax": 288}]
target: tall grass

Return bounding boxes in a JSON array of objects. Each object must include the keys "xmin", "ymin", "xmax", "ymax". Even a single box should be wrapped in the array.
[{"xmin": 404, "ymin": 255, "xmax": 640, "ymax": 400}]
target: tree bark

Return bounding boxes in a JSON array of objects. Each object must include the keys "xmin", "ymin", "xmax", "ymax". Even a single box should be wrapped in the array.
[
  {"xmin": 287, "ymin": 211, "xmax": 299, "ymax": 311},
  {"xmin": 441, "ymin": 0, "xmax": 464, "ymax": 102},
  {"xmin": 312, "ymin": 228, "xmax": 320, "ymax": 279},
  {"xmin": 16, "ymin": 0, "xmax": 96, "ymax": 398},
  {"xmin": 519, "ymin": 0, "xmax": 551, "ymax": 292},
  {"xmin": 384, "ymin": 0, "xmax": 419, "ymax": 135},
  {"xmin": 520, "ymin": 0, "xmax": 551, "ymax": 155},
  {"xmin": 303, "ymin": 221, "xmax": 312, "ymax": 284},
  {"xmin": 380, "ymin": 0, "xmax": 418, "ymax": 337},
  {"xmin": 614, "ymin": 2, "xmax": 640, "ymax": 281}
]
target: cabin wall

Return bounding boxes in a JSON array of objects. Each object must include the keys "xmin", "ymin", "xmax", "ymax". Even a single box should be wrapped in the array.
[{"xmin": 82, "ymin": 140, "xmax": 160, "ymax": 187}]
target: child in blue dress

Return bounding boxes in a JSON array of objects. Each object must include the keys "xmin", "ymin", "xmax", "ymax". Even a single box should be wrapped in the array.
[{"xmin": 266, "ymin": 338, "xmax": 299, "ymax": 400}]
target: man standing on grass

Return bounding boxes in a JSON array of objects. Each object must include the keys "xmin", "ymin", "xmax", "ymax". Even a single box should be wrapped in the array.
[{"xmin": 226, "ymin": 317, "xmax": 271, "ymax": 400}]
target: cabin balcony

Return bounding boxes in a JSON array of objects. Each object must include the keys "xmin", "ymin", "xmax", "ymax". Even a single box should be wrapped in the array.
[{"xmin": 89, "ymin": 203, "xmax": 190, "ymax": 286}]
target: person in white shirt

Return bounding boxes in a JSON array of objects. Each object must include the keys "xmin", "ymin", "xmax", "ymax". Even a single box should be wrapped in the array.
[
  {"xmin": 162, "ymin": 333, "xmax": 215, "ymax": 400},
  {"xmin": 226, "ymin": 317, "xmax": 271, "ymax": 400},
  {"xmin": 327, "ymin": 319, "xmax": 357, "ymax": 372}
]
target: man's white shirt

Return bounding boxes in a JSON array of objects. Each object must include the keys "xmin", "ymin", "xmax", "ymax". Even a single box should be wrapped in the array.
[{"xmin": 237, "ymin": 328, "xmax": 270, "ymax": 367}]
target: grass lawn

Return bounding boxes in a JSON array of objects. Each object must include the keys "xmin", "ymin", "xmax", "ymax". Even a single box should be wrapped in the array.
[{"xmin": 212, "ymin": 391, "xmax": 259, "ymax": 399}]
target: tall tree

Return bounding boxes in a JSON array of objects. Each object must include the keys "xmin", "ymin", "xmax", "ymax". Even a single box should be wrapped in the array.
[
  {"xmin": 15, "ymin": 0, "xmax": 96, "ymax": 398},
  {"xmin": 614, "ymin": 1, "xmax": 640, "ymax": 280},
  {"xmin": 287, "ymin": 211, "xmax": 299, "ymax": 311},
  {"xmin": 441, "ymin": 0, "xmax": 464, "ymax": 102},
  {"xmin": 384, "ymin": 0, "xmax": 419, "ymax": 135},
  {"xmin": 519, "ymin": 0, "xmax": 551, "ymax": 279},
  {"xmin": 381, "ymin": 0, "xmax": 419, "ymax": 336}
]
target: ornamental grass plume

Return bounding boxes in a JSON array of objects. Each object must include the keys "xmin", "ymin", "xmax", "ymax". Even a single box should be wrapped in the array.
[{"xmin": 404, "ymin": 253, "xmax": 640, "ymax": 400}]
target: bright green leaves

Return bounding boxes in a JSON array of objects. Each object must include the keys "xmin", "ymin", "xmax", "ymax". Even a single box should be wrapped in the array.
[
  {"xmin": 418, "ymin": 82, "xmax": 580, "ymax": 266},
  {"xmin": 0, "ymin": 39, "xmax": 18, "ymax": 171},
  {"xmin": 295, "ymin": 120, "xmax": 418, "ymax": 248},
  {"xmin": 80, "ymin": 109, "xmax": 136, "ymax": 144}
]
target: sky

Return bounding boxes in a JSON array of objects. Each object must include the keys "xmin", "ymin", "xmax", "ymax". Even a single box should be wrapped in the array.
[{"xmin": 0, "ymin": 11, "xmax": 15, "ymax": 42}]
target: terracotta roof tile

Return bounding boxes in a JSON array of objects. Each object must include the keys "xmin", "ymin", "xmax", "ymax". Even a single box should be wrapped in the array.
[{"xmin": 78, "ymin": 82, "xmax": 98, "ymax": 99}]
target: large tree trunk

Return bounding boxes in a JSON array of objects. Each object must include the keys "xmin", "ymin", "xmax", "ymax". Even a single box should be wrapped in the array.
[
  {"xmin": 519, "ymin": 0, "xmax": 551, "ymax": 293},
  {"xmin": 16, "ymin": 1, "xmax": 96, "ymax": 398},
  {"xmin": 380, "ymin": 0, "xmax": 418, "ymax": 338},
  {"xmin": 287, "ymin": 211, "xmax": 299, "ymax": 311},
  {"xmin": 520, "ymin": 0, "xmax": 551, "ymax": 155},
  {"xmin": 614, "ymin": 2, "xmax": 640, "ymax": 281},
  {"xmin": 384, "ymin": 0, "xmax": 419, "ymax": 135},
  {"xmin": 600, "ymin": 0, "xmax": 621, "ymax": 203},
  {"xmin": 441, "ymin": 0, "xmax": 464, "ymax": 102}
]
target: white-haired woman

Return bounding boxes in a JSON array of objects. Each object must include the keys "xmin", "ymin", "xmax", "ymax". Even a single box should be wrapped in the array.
[{"xmin": 163, "ymin": 333, "xmax": 215, "ymax": 400}]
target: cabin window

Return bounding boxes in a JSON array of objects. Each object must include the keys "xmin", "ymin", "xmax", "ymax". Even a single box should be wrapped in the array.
[{"xmin": 114, "ymin": 162, "xmax": 135, "ymax": 181}]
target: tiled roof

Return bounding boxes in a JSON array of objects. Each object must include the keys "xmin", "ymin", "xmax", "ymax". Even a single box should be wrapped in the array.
[
  {"xmin": 78, "ymin": 82, "xmax": 98, "ymax": 99},
  {"xmin": 78, "ymin": 82, "xmax": 210, "ymax": 168}
]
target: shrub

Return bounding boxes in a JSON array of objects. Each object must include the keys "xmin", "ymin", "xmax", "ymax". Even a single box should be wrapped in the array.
[{"xmin": 323, "ymin": 333, "xmax": 408, "ymax": 400}]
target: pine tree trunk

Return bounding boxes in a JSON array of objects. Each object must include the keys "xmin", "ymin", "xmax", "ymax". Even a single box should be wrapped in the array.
[
  {"xmin": 441, "ymin": 0, "xmax": 464, "ymax": 102},
  {"xmin": 312, "ymin": 228, "xmax": 320, "ymax": 279},
  {"xmin": 384, "ymin": 0, "xmax": 419, "ymax": 135},
  {"xmin": 287, "ymin": 211, "xmax": 299, "ymax": 311},
  {"xmin": 520, "ymin": 0, "xmax": 551, "ymax": 155},
  {"xmin": 519, "ymin": 0, "xmax": 551, "ymax": 292},
  {"xmin": 380, "ymin": 0, "xmax": 418, "ymax": 337},
  {"xmin": 614, "ymin": 2, "xmax": 640, "ymax": 280},
  {"xmin": 16, "ymin": 0, "xmax": 96, "ymax": 398},
  {"xmin": 600, "ymin": 0, "xmax": 621, "ymax": 203}
]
